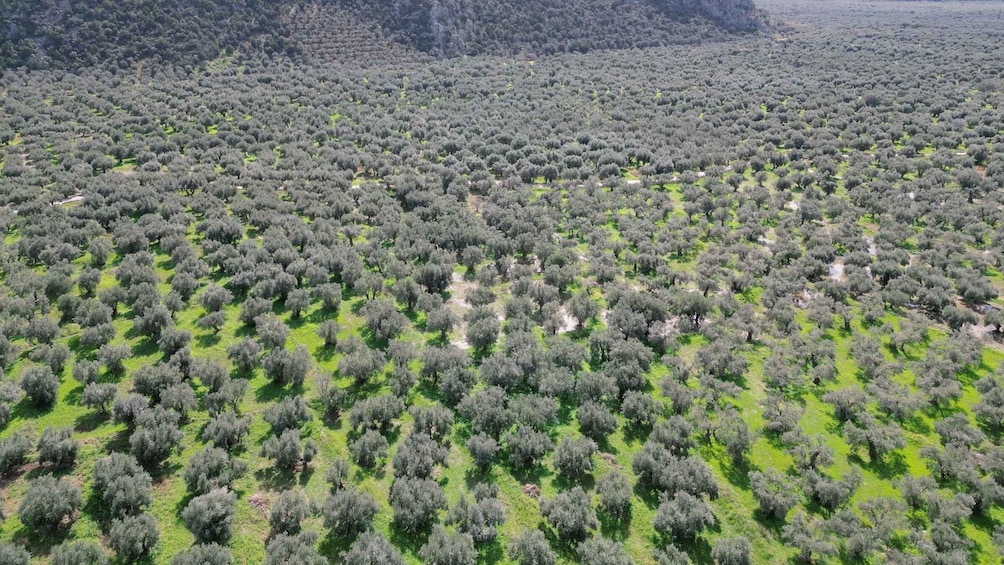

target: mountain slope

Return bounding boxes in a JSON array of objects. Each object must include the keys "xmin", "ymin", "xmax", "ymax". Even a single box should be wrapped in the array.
[
  {"xmin": 333, "ymin": 0, "xmax": 759, "ymax": 56},
  {"xmin": 0, "ymin": 0, "xmax": 759, "ymax": 69},
  {"xmin": 0, "ymin": 0, "xmax": 294, "ymax": 69}
]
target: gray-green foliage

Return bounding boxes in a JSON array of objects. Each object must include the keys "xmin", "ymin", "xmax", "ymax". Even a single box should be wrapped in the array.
[
  {"xmin": 17, "ymin": 475, "xmax": 82, "ymax": 534},
  {"xmin": 51, "ymin": 540, "xmax": 109, "ymax": 565},
  {"xmin": 182, "ymin": 489, "xmax": 237, "ymax": 544},
  {"xmin": 109, "ymin": 514, "xmax": 159, "ymax": 561}
]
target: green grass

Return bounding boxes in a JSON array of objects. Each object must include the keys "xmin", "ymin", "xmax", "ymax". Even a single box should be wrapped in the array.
[{"xmin": 3, "ymin": 173, "xmax": 1004, "ymax": 565}]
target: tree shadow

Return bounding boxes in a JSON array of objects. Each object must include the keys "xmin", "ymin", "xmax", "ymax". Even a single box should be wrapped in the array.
[
  {"xmin": 388, "ymin": 522, "xmax": 431, "ymax": 556},
  {"xmin": 103, "ymin": 429, "xmax": 132, "ymax": 453},
  {"xmin": 852, "ymin": 451, "xmax": 909, "ymax": 480},
  {"xmin": 598, "ymin": 509, "xmax": 632, "ymax": 541},
  {"xmin": 255, "ymin": 466, "xmax": 298, "ymax": 490},
  {"xmin": 254, "ymin": 381, "xmax": 297, "ymax": 403},
  {"xmin": 509, "ymin": 463, "xmax": 553, "ymax": 487},
  {"xmin": 298, "ymin": 464, "xmax": 315, "ymax": 487},
  {"xmin": 553, "ymin": 473, "xmax": 595, "ymax": 493},
  {"xmin": 11, "ymin": 397, "xmax": 55, "ymax": 420},
  {"xmin": 540, "ymin": 523, "xmax": 581, "ymax": 562},
  {"xmin": 315, "ymin": 344, "xmax": 338, "ymax": 363},
  {"xmin": 677, "ymin": 535, "xmax": 714, "ymax": 564},
  {"xmin": 721, "ymin": 459, "xmax": 754, "ymax": 490},
  {"xmin": 195, "ymin": 332, "xmax": 221, "ymax": 348},
  {"xmin": 149, "ymin": 460, "xmax": 182, "ymax": 482},
  {"xmin": 318, "ymin": 531, "xmax": 354, "ymax": 561},
  {"xmin": 130, "ymin": 337, "xmax": 159, "ymax": 358},
  {"xmin": 74, "ymin": 410, "xmax": 108, "ymax": 432},
  {"xmin": 11, "ymin": 523, "xmax": 71, "ymax": 556},
  {"xmin": 622, "ymin": 423, "xmax": 652, "ymax": 445},
  {"xmin": 477, "ymin": 537, "xmax": 506, "ymax": 564},
  {"xmin": 633, "ymin": 482, "xmax": 660, "ymax": 509}
]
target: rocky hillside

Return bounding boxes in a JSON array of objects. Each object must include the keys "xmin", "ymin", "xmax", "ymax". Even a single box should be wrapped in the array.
[
  {"xmin": 334, "ymin": 0, "xmax": 760, "ymax": 56},
  {"xmin": 0, "ymin": 0, "xmax": 759, "ymax": 69},
  {"xmin": 0, "ymin": 0, "xmax": 294, "ymax": 69}
]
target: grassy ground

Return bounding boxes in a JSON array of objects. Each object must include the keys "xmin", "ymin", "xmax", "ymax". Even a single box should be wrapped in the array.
[{"xmin": 1, "ymin": 167, "xmax": 1003, "ymax": 565}]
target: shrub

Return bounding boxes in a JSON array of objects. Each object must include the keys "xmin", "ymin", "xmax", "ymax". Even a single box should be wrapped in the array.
[
  {"xmin": 18, "ymin": 475, "xmax": 82, "ymax": 534},
  {"xmin": 467, "ymin": 433, "xmax": 499, "ymax": 469},
  {"xmin": 269, "ymin": 489, "xmax": 310, "ymax": 535},
  {"xmin": 109, "ymin": 514, "xmax": 159, "ymax": 561},
  {"xmin": 0, "ymin": 431, "xmax": 31, "ymax": 475},
  {"xmin": 20, "ymin": 365, "xmax": 59, "ymax": 406},
  {"xmin": 419, "ymin": 525, "xmax": 477, "ymax": 565},
  {"xmin": 540, "ymin": 486, "xmax": 597, "ymax": 541},
  {"xmin": 182, "ymin": 489, "xmax": 236, "ymax": 544},
  {"xmin": 81, "ymin": 382, "xmax": 116, "ymax": 414},
  {"xmin": 130, "ymin": 406, "xmax": 184, "ymax": 468},
  {"xmin": 203, "ymin": 412, "xmax": 250, "ymax": 451},
  {"xmin": 92, "ymin": 453, "xmax": 152, "ymax": 517},
  {"xmin": 322, "ymin": 487, "xmax": 378, "ymax": 539},
  {"xmin": 37, "ymin": 426, "xmax": 79, "ymax": 469},
  {"xmin": 183, "ymin": 447, "xmax": 247, "ymax": 495},
  {"xmin": 343, "ymin": 532, "xmax": 406, "ymax": 565},
  {"xmin": 653, "ymin": 491, "xmax": 715, "ymax": 541},
  {"xmin": 51, "ymin": 540, "xmax": 109, "ymax": 565},
  {"xmin": 0, "ymin": 542, "xmax": 30, "ymax": 565},
  {"xmin": 597, "ymin": 471, "xmax": 633, "ymax": 520},
  {"xmin": 577, "ymin": 401, "xmax": 618, "ymax": 441},
  {"xmin": 509, "ymin": 529, "xmax": 556, "ymax": 565},
  {"xmin": 349, "ymin": 429, "xmax": 390, "ymax": 469},
  {"xmin": 170, "ymin": 544, "xmax": 233, "ymax": 565},
  {"xmin": 112, "ymin": 393, "xmax": 148, "ymax": 428},
  {"xmin": 389, "ymin": 477, "xmax": 447, "ymax": 534},
  {"xmin": 263, "ymin": 395, "xmax": 311, "ymax": 433},
  {"xmin": 552, "ymin": 436, "xmax": 597, "ymax": 481},
  {"xmin": 264, "ymin": 532, "xmax": 325, "ymax": 565},
  {"xmin": 577, "ymin": 537, "xmax": 633, "ymax": 565},
  {"xmin": 712, "ymin": 536, "xmax": 752, "ymax": 565}
]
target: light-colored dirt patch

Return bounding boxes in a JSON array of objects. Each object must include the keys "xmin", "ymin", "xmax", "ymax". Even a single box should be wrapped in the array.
[
  {"xmin": 970, "ymin": 324, "xmax": 995, "ymax": 340},
  {"xmin": 795, "ymin": 288, "xmax": 822, "ymax": 309},
  {"xmin": 557, "ymin": 306, "xmax": 577, "ymax": 334},
  {"xmin": 53, "ymin": 194, "xmax": 84, "ymax": 206},
  {"xmin": 598, "ymin": 452, "xmax": 619, "ymax": 466},
  {"xmin": 975, "ymin": 165, "xmax": 987, "ymax": 178},
  {"xmin": 522, "ymin": 484, "xmax": 541, "ymax": 498},
  {"xmin": 466, "ymin": 194, "xmax": 483, "ymax": 214},
  {"xmin": 445, "ymin": 272, "xmax": 475, "ymax": 316},
  {"xmin": 786, "ymin": 200, "xmax": 800, "ymax": 211},
  {"xmin": 451, "ymin": 332, "xmax": 471, "ymax": 350},
  {"xmin": 829, "ymin": 260, "xmax": 845, "ymax": 282},
  {"xmin": 864, "ymin": 236, "xmax": 877, "ymax": 257}
]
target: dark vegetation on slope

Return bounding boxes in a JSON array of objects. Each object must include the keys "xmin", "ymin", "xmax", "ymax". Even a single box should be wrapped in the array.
[
  {"xmin": 0, "ymin": 0, "xmax": 761, "ymax": 70},
  {"xmin": 0, "ymin": 0, "xmax": 295, "ymax": 69},
  {"xmin": 329, "ymin": 0, "xmax": 760, "ymax": 57}
]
